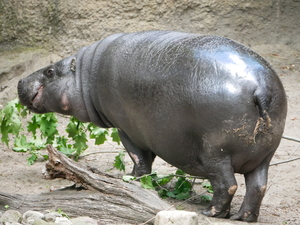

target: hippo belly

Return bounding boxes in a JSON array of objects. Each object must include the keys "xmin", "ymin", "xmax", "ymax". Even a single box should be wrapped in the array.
[{"xmin": 17, "ymin": 31, "xmax": 287, "ymax": 222}]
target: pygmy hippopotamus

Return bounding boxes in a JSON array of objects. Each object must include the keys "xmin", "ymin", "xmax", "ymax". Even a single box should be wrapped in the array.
[{"xmin": 18, "ymin": 31, "xmax": 287, "ymax": 222}]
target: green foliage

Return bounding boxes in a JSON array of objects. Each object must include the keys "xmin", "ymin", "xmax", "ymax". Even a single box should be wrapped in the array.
[
  {"xmin": 0, "ymin": 99, "xmax": 22, "ymax": 146},
  {"xmin": 110, "ymin": 128, "xmax": 121, "ymax": 145},
  {"xmin": 56, "ymin": 208, "xmax": 69, "ymax": 219},
  {"xmin": 140, "ymin": 175, "xmax": 156, "ymax": 190},
  {"xmin": 202, "ymin": 181, "xmax": 214, "ymax": 193},
  {"xmin": 121, "ymin": 169, "xmax": 213, "ymax": 202},
  {"xmin": 200, "ymin": 180, "xmax": 213, "ymax": 202},
  {"xmin": 122, "ymin": 169, "xmax": 194, "ymax": 200},
  {"xmin": 88, "ymin": 123, "xmax": 108, "ymax": 145},
  {"xmin": 113, "ymin": 151, "xmax": 125, "ymax": 172},
  {"xmin": 0, "ymin": 99, "xmax": 121, "ymax": 164},
  {"xmin": 155, "ymin": 170, "xmax": 193, "ymax": 200}
]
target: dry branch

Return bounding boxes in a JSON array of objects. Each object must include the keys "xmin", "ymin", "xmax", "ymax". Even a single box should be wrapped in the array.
[{"xmin": 0, "ymin": 145, "xmax": 172, "ymax": 224}]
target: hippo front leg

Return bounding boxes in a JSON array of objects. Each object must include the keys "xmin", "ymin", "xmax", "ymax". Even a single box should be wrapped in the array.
[
  {"xmin": 230, "ymin": 152, "xmax": 273, "ymax": 222},
  {"xmin": 202, "ymin": 156, "xmax": 238, "ymax": 218},
  {"xmin": 118, "ymin": 130, "xmax": 156, "ymax": 177}
]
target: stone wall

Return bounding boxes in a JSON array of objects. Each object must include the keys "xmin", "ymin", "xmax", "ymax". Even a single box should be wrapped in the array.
[{"xmin": 1, "ymin": 0, "xmax": 300, "ymax": 55}]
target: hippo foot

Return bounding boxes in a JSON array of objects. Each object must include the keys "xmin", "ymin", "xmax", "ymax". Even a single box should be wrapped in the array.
[
  {"xmin": 202, "ymin": 206, "xmax": 230, "ymax": 218},
  {"xmin": 128, "ymin": 166, "xmax": 149, "ymax": 178},
  {"xmin": 230, "ymin": 211, "xmax": 258, "ymax": 222}
]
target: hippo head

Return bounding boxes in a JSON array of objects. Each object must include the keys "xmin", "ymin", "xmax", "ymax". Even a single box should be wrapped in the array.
[{"xmin": 18, "ymin": 56, "xmax": 90, "ymax": 122}]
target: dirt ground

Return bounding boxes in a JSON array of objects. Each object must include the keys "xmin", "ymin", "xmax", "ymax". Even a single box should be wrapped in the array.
[{"xmin": 0, "ymin": 43, "xmax": 299, "ymax": 225}]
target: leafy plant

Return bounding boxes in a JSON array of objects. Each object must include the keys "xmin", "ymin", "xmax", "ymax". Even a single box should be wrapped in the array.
[
  {"xmin": 201, "ymin": 180, "xmax": 213, "ymax": 202},
  {"xmin": 0, "ymin": 99, "xmax": 22, "ymax": 146},
  {"xmin": 114, "ymin": 151, "xmax": 126, "ymax": 172},
  {"xmin": 122, "ymin": 169, "xmax": 194, "ymax": 200},
  {"xmin": 0, "ymin": 99, "xmax": 121, "ymax": 164},
  {"xmin": 121, "ymin": 169, "xmax": 214, "ymax": 202},
  {"xmin": 155, "ymin": 169, "xmax": 193, "ymax": 200},
  {"xmin": 202, "ymin": 181, "xmax": 214, "ymax": 193},
  {"xmin": 56, "ymin": 208, "xmax": 69, "ymax": 219}
]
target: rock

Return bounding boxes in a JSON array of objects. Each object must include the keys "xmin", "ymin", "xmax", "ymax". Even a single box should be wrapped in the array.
[
  {"xmin": 70, "ymin": 216, "xmax": 98, "ymax": 225},
  {"xmin": 23, "ymin": 211, "xmax": 45, "ymax": 224},
  {"xmin": 154, "ymin": 211, "xmax": 198, "ymax": 225},
  {"xmin": 44, "ymin": 212, "xmax": 62, "ymax": 222},
  {"xmin": 55, "ymin": 217, "xmax": 72, "ymax": 225},
  {"xmin": 0, "ymin": 210, "xmax": 22, "ymax": 223},
  {"xmin": 33, "ymin": 219, "xmax": 50, "ymax": 225}
]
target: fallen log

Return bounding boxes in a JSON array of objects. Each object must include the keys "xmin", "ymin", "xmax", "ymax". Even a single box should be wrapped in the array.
[{"xmin": 0, "ymin": 145, "xmax": 172, "ymax": 224}]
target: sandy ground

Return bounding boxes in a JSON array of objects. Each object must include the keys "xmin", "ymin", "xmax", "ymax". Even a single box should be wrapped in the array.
[{"xmin": 0, "ymin": 44, "xmax": 299, "ymax": 224}]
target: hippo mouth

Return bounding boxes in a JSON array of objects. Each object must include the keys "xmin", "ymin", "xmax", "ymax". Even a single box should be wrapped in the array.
[{"xmin": 31, "ymin": 86, "xmax": 44, "ymax": 108}]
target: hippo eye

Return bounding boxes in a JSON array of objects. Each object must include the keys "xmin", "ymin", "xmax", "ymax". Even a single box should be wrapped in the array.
[{"xmin": 46, "ymin": 68, "xmax": 54, "ymax": 77}]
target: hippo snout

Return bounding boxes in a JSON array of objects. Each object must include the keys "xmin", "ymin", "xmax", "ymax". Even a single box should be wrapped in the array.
[
  {"xmin": 17, "ymin": 77, "xmax": 47, "ymax": 113},
  {"xmin": 18, "ymin": 79, "xmax": 31, "ymax": 107}
]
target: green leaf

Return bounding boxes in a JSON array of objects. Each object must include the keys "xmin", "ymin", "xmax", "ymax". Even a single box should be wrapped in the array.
[
  {"xmin": 27, "ymin": 151, "xmax": 38, "ymax": 165},
  {"xmin": 27, "ymin": 114, "xmax": 39, "ymax": 138},
  {"xmin": 90, "ymin": 127, "xmax": 108, "ymax": 145},
  {"xmin": 140, "ymin": 175, "xmax": 155, "ymax": 190},
  {"xmin": 156, "ymin": 176, "xmax": 174, "ymax": 186},
  {"xmin": 39, "ymin": 113, "xmax": 58, "ymax": 143},
  {"xmin": 0, "ymin": 99, "xmax": 22, "ymax": 146},
  {"xmin": 175, "ymin": 169, "xmax": 185, "ymax": 176},
  {"xmin": 166, "ymin": 191, "xmax": 176, "ymax": 198},
  {"xmin": 202, "ymin": 181, "xmax": 214, "ymax": 193},
  {"xmin": 200, "ymin": 195, "xmax": 212, "ymax": 202},
  {"xmin": 122, "ymin": 175, "xmax": 136, "ymax": 182},
  {"xmin": 113, "ymin": 151, "xmax": 125, "ymax": 171},
  {"xmin": 175, "ymin": 178, "xmax": 192, "ymax": 193},
  {"xmin": 73, "ymin": 132, "xmax": 88, "ymax": 156},
  {"xmin": 0, "ymin": 118, "xmax": 10, "ymax": 146},
  {"xmin": 110, "ymin": 128, "xmax": 121, "ymax": 145},
  {"xmin": 56, "ymin": 136, "xmax": 75, "ymax": 156},
  {"xmin": 13, "ymin": 135, "xmax": 31, "ymax": 152},
  {"xmin": 59, "ymin": 146, "xmax": 76, "ymax": 155},
  {"xmin": 30, "ymin": 137, "xmax": 46, "ymax": 149},
  {"xmin": 55, "ymin": 136, "xmax": 68, "ymax": 147},
  {"xmin": 175, "ymin": 192, "xmax": 191, "ymax": 200},
  {"xmin": 66, "ymin": 117, "xmax": 80, "ymax": 138},
  {"xmin": 157, "ymin": 189, "xmax": 168, "ymax": 198}
]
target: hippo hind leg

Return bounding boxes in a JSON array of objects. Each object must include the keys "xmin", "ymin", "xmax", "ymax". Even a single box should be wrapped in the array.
[
  {"xmin": 202, "ymin": 156, "xmax": 238, "ymax": 218},
  {"xmin": 118, "ymin": 130, "xmax": 156, "ymax": 177},
  {"xmin": 230, "ymin": 152, "xmax": 274, "ymax": 222}
]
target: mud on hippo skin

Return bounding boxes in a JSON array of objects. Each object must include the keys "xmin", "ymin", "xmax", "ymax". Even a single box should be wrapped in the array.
[{"xmin": 17, "ymin": 31, "xmax": 287, "ymax": 222}]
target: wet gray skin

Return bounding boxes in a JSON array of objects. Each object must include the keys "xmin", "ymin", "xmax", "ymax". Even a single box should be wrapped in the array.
[{"xmin": 18, "ymin": 31, "xmax": 287, "ymax": 222}]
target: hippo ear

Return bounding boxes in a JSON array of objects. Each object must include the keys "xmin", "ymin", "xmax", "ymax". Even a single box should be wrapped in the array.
[{"xmin": 70, "ymin": 58, "xmax": 76, "ymax": 73}]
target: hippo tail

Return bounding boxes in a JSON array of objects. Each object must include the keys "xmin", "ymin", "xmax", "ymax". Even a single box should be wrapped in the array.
[{"xmin": 253, "ymin": 87, "xmax": 272, "ymax": 141}]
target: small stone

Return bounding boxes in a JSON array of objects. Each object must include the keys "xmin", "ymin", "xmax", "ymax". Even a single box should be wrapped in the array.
[
  {"xmin": 70, "ymin": 216, "xmax": 98, "ymax": 225},
  {"xmin": 33, "ymin": 220, "xmax": 57, "ymax": 225},
  {"xmin": 26, "ymin": 218, "xmax": 36, "ymax": 225},
  {"xmin": 0, "ymin": 210, "xmax": 22, "ymax": 223},
  {"xmin": 44, "ymin": 212, "xmax": 62, "ymax": 222},
  {"xmin": 55, "ymin": 217, "xmax": 72, "ymax": 225},
  {"xmin": 23, "ymin": 211, "xmax": 45, "ymax": 224},
  {"xmin": 154, "ymin": 210, "xmax": 198, "ymax": 225}
]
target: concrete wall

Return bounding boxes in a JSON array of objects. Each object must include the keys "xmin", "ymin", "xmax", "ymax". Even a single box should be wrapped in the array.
[{"xmin": 1, "ymin": 0, "xmax": 299, "ymax": 55}]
